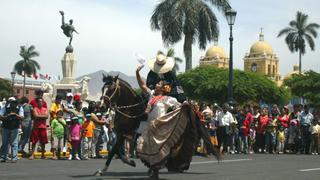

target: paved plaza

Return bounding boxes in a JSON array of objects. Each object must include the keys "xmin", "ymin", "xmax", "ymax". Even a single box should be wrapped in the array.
[{"xmin": 0, "ymin": 154, "xmax": 319, "ymax": 180}]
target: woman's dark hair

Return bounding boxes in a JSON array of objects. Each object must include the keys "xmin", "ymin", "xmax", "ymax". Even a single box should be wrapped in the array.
[
  {"xmin": 88, "ymin": 101, "xmax": 97, "ymax": 114},
  {"xmin": 55, "ymin": 94, "xmax": 63, "ymax": 101},
  {"xmin": 35, "ymin": 89, "xmax": 44, "ymax": 96},
  {"xmin": 20, "ymin": 96, "xmax": 29, "ymax": 104}
]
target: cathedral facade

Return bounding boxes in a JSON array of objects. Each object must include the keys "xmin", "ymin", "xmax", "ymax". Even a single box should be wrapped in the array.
[
  {"xmin": 243, "ymin": 31, "xmax": 281, "ymax": 82},
  {"xmin": 199, "ymin": 30, "xmax": 282, "ymax": 85}
]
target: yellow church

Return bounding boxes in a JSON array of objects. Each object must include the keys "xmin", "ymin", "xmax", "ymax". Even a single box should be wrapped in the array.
[{"xmin": 199, "ymin": 30, "xmax": 285, "ymax": 85}]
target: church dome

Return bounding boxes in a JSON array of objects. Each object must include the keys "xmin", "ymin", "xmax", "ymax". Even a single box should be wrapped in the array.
[
  {"xmin": 249, "ymin": 31, "xmax": 273, "ymax": 55},
  {"xmin": 204, "ymin": 45, "xmax": 227, "ymax": 59},
  {"xmin": 250, "ymin": 41, "xmax": 273, "ymax": 55}
]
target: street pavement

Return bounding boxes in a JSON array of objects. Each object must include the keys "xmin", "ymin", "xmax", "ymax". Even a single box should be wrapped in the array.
[{"xmin": 0, "ymin": 154, "xmax": 319, "ymax": 180}]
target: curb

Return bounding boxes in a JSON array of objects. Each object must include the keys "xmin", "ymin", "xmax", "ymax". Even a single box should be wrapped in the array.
[{"xmin": 18, "ymin": 150, "xmax": 108, "ymax": 159}]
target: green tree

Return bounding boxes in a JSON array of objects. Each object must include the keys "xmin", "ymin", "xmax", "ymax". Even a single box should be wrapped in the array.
[
  {"xmin": 0, "ymin": 78, "xmax": 11, "ymax": 100},
  {"xmin": 13, "ymin": 45, "xmax": 40, "ymax": 96},
  {"xmin": 278, "ymin": 11, "xmax": 320, "ymax": 74},
  {"xmin": 158, "ymin": 48, "xmax": 183, "ymax": 72},
  {"xmin": 283, "ymin": 71, "xmax": 320, "ymax": 107},
  {"xmin": 178, "ymin": 66, "xmax": 290, "ymax": 105},
  {"xmin": 151, "ymin": 0, "xmax": 231, "ymax": 71}
]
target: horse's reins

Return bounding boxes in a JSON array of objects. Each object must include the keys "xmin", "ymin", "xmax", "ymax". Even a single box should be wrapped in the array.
[{"xmin": 102, "ymin": 79, "xmax": 146, "ymax": 119}]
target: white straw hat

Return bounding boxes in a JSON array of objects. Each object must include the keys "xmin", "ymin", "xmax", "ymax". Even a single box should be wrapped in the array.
[{"xmin": 147, "ymin": 54, "xmax": 175, "ymax": 74}]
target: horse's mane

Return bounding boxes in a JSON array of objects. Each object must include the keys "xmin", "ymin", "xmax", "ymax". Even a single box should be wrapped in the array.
[{"xmin": 118, "ymin": 78, "xmax": 133, "ymax": 89}]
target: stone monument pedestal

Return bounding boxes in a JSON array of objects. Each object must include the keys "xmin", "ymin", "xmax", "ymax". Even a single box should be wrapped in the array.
[
  {"xmin": 53, "ymin": 52, "xmax": 80, "ymax": 98},
  {"xmin": 53, "ymin": 83, "xmax": 80, "ymax": 99},
  {"xmin": 61, "ymin": 53, "xmax": 76, "ymax": 84}
]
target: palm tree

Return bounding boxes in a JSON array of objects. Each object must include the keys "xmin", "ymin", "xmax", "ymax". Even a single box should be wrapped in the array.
[
  {"xmin": 278, "ymin": 11, "xmax": 320, "ymax": 74},
  {"xmin": 151, "ymin": 0, "xmax": 231, "ymax": 71},
  {"xmin": 14, "ymin": 45, "xmax": 40, "ymax": 96},
  {"xmin": 157, "ymin": 48, "xmax": 183, "ymax": 72}
]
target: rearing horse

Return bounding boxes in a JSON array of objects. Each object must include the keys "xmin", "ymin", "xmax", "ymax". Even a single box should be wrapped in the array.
[{"xmin": 96, "ymin": 74, "xmax": 147, "ymax": 174}]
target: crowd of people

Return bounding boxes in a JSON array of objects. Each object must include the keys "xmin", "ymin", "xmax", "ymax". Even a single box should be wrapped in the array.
[
  {"xmin": 1, "ymin": 90, "xmax": 320, "ymax": 164},
  {"xmin": 195, "ymin": 102, "xmax": 320, "ymax": 156},
  {"xmin": 0, "ymin": 90, "xmax": 116, "ymax": 162}
]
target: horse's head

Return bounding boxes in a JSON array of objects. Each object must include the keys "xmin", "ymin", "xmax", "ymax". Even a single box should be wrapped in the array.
[{"xmin": 100, "ymin": 73, "xmax": 119, "ymax": 107}]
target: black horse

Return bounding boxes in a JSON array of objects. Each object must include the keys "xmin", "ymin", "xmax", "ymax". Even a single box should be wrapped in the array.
[{"xmin": 95, "ymin": 74, "xmax": 220, "ymax": 179}]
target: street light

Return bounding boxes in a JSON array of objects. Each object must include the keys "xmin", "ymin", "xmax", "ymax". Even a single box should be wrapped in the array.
[
  {"xmin": 10, "ymin": 71, "xmax": 16, "ymax": 96},
  {"xmin": 226, "ymin": 9, "xmax": 237, "ymax": 104}
]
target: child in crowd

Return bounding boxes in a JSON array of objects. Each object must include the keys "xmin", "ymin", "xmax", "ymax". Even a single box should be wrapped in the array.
[
  {"xmin": 69, "ymin": 116, "xmax": 82, "ymax": 160},
  {"xmin": 238, "ymin": 108, "xmax": 250, "ymax": 154},
  {"xmin": 277, "ymin": 125, "xmax": 286, "ymax": 154},
  {"xmin": 51, "ymin": 110, "xmax": 66, "ymax": 160},
  {"xmin": 310, "ymin": 120, "xmax": 320, "ymax": 155},
  {"xmin": 208, "ymin": 117, "xmax": 218, "ymax": 147},
  {"xmin": 287, "ymin": 119, "xmax": 300, "ymax": 153},
  {"xmin": 248, "ymin": 122, "xmax": 256, "ymax": 154},
  {"xmin": 82, "ymin": 113, "xmax": 95, "ymax": 160}
]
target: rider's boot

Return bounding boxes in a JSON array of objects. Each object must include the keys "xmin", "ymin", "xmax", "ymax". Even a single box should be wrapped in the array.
[{"xmin": 149, "ymin": 169, "xmax": 159, "ymax": 180}]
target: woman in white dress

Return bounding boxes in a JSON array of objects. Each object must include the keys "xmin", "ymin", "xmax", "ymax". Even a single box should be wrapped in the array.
[
  {"xmin": 136, "ymin": 64, "xmax": 180, "ymax": 135},
  {"xmin": 136, "ymin": 64, "xmax": 181, "ymax": 178}
]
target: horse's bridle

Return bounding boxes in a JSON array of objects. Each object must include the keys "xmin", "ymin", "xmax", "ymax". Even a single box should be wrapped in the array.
[
  {"xmin": 101, "ymin": 79, "xmax": 120, "ymax": 107},
  {"xmin": 101, "ymin": 79, "xmax": 146, "ymax": 119}
]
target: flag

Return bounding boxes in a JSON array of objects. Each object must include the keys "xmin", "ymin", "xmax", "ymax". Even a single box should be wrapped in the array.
[
  {"xmin": 39, "ymin": 73, "xmax": 46, "ymax": 80},
  {"xmin": 32, "ymin": 74, "xmax": 38, "ymax": 80},
  {"xmin": 45, "ymin": 74, "xmax": 51, "ymax": 80}
]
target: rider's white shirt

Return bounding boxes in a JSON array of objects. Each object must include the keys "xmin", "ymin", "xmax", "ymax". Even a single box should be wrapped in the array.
[{"xmin": 136, "ymin": 89, "xmax": 179, "ymax": 134}]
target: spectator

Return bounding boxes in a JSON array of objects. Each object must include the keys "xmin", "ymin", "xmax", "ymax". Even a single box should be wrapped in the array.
[
  {"xmin": 0, "ymin": 97, "xmax": 24, "ymax": 163},
  {"xmin": 238, "ymin": 108, "xmax": 250, "ymax": 154},
  {"xmin": 29, "ymin": 98, "xmax": 49, "ymax": 160},
  {"xmin": 255, "ymin": 106, "xmax": 269, "ymax": 153},
  {"xmin": 248, "ymin": 122, "xmax": 256, "ymax": 154},
  {"xmin": 69, "ymin": 116, "xmax": 82, "ymax": 160},
  {"xmin": 277, "ymin": 106, "xmax": 289, "ymax": 129},
  {"xmin": 82, "ymin": 113, "xmax": 95, "ymax": 160},
  {"xmin": 277, "ymin": 125, "xmax": 286, "ymax": 154},
  {"xmin": 62, "ymin": 93, "xmax": 75, "ymax": 157},
  {"xmin": 18, "ymin": 97, "xmax": 33, "ymax": 156},
  {"xmin": 50, "ymin": 95, "xmax": 63, "ymax": 123},
  {"xmin": 50, "ymin": 110, "xmax": 66, "ymax": 160},
  {"xmin": 217, "ymin": 103, "xmax": 235, "ymax": 153},
  {"xmin": 287, "ymin": 119, "xmax": 300, "ymax": 153},
  {"xmin": 30, "ymin": 89, "xmax": 47, "ymax": 109},
  {"xmin": 265, "ymin": 117, "xmax": 276, "ymax": 154},
  {"xmin": 299, "ymin": 105, "xmax": 314, "ymax": 154},
  {"xmin": 310, "ymin": 120, "xmax": 320, "ymax": 155}
]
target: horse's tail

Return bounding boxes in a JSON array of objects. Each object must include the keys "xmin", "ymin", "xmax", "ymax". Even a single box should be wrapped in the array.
[{"xmin": 193, "ymin": 111, "xmax": 222, "ymax": 161}]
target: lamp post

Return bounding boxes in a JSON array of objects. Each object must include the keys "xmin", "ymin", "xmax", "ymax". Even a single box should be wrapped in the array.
[
  {"xmin": 10, "ymin": 71, "xmax": 16, "ymax": 96},
  {"xmin": 226, "ymin": 9, "xmax": 237, "ymax": 104}
]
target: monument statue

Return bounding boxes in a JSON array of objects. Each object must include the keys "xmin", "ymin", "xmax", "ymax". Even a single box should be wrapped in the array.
[
  {"xmin": 59, "ymin": 10, "xmax": 79, "ymax": 52},
  {"xmin": 79, "ymin": 76, "xmax": 90, "ymax": 100},
  {"xmin": 41, "ymin": 82, "xmax": 53, "ymax": 94}
]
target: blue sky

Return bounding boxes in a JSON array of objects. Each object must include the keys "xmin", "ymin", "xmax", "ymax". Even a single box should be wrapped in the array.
[{"xmin": 0, "ymin": 0, "xmax": 319, "ymax": 80}]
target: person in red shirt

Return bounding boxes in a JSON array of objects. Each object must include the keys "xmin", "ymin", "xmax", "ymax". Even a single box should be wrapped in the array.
[
  {"xmin": 29, "ymin": 98, "xmax": 49, "ymax": 160},
  {"xmin": 255, "ymin": 106, "xmax": 269, "ymax": 153},
  {"xmin": 244, "ymin": 104, "xmax": 254, "ymax": 124},
  {"xmin": 29, "ymin": 89, "xmax": 47, "ymax": 109},
  {"xmin": 277, "ymin": 106, "xmax": 289, "ymax": 129}
]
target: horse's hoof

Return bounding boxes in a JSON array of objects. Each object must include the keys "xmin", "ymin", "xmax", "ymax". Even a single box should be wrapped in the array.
[
  {"xmin": 129, "ymin": 160, "xmax": 136, "ymax": 167},
  {"xmin": 94, "ymin": 170, "xmax": 102, "ymax": 176}
]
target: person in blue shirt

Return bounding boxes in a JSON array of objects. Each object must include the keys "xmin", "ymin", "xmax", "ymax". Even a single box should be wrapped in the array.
[{"xmin": 0, "ymin": 97, "xmax": 24, "ymax": 163}]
